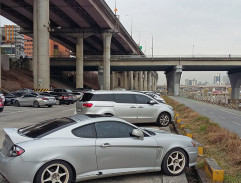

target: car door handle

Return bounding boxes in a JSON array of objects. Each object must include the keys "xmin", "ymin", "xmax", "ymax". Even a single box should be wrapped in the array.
[
  {"xmin": 100, "ymin": 143, "xmax": 112, "ymax": 148},
  {"xmin": 138, "ymin": 106, "xmax": 144, "ymax": 108},
  {"xmin": 130, "ymin": 106, "xmax": 136, "ymax": 108}
]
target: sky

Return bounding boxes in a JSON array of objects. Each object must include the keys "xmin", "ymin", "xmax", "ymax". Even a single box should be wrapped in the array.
[{"xmin": 2, "ymin": 0, "xmax": 241, "ymax": 84}]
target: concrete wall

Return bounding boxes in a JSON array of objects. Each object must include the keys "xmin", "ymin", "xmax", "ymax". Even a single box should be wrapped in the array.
[{"xmin": 1, "ymin": 55, "xmax": 9, "ymax": 71}]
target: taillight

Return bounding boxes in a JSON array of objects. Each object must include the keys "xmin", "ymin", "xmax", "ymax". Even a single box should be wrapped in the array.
[
  {"xmin": 42, "ymin": 98, "xmax": 49, "ymax": 100},
  {"xmin": 9, "ymin": 145, "xmax": 25, "ymax": 157},
  {"xmin": 62, "ymin": 96, "xmax": 69, "ymax": 99},
  {"xmin": 83, "ymin": 103, "xmax": 93, "ymax": 108}
]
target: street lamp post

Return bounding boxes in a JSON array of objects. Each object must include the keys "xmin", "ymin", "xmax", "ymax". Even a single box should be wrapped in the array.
[
  {"xmin": 151, "ymin": 33, "xmax": 153, "ymax": 58},
  {"xmin": 192, "ymin": 44, "xmax": 195, "ymax": 57},
  {"xmin": 126, "ymin": 15, "xmax": 133, "ymax": 37}
]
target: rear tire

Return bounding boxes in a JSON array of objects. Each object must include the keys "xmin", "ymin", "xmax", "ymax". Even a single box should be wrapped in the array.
[
  {"xmin": 47, "ymin": 105, "xmax": 52, "ymax": 108},
  {"xmin": 33, "ymin": 101, "xmax": 39, "ymax": 108},
  {"xmin": 0, "ymin": 108, "xmax": 3, "ymax": 113},
  {"xmin": 161, "ymin": 148, "xmax": 187, "ymax": 176},
  {"xmin": 35, "ymin": 160, "xmax": 73, "ymax": 183},
  {"xmin": 14, "ymin": 100, "xmax": 20, "ymax": 107},
  {"xmin": 157, "ymin": 112, "xmax": 171, "ymax": 127}
]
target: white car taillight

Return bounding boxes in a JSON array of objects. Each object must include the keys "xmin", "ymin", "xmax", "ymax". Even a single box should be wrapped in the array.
[{"xmin": 9, "ymin": 145, "xmax": 25, "ymax": 157}]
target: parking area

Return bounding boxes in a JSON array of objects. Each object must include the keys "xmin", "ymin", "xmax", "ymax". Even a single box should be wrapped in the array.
[{"xmin": 0, "ymin": 105, "xmax": 188, "ymax": 183}]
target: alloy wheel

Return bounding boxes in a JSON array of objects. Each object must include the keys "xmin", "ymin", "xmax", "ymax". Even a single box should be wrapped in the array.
[
  {"xmin": 41, "ymin": 163, "xmax": 70, "ymax": 183},
  {"xmin": 167, "ymin": 151, "xmax": 186, "ymax": 175},
  {"xmin": 159, "ymin": 114, "xmax": 170, "ymax": 126}
]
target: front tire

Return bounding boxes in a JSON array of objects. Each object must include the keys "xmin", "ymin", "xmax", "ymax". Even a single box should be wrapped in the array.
[
  {"xmin": 35, "ymin": 160, "xmax": 73, "ymax": 183},
  {"xmin": 157, "ymin": 112, "xmax": 171, "ymax": 127},
  {"xmin": 14, "ymin": 100, "xmax": 20, "ymax": 107},
  {"xmin": 33, "ymin": 101, "xmax": 39, "ymax": 108},
  {"xmin": 161, "ymin": 148, "xmax": 187, "ymax": 176}
]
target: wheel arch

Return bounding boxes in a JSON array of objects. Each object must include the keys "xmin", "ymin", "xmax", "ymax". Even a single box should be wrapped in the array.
[
  {"xmin": 162, "ymin": 147, "xmax": 190, "ymax": 168},
  {"xmin": 33, "ymin": 159, "xmax": 77, "ymax": 183}
]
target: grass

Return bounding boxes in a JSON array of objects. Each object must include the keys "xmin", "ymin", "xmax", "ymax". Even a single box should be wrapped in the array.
[{"xmin": 163, "ymin": 96, "xmax": 241, "ymax": 183}]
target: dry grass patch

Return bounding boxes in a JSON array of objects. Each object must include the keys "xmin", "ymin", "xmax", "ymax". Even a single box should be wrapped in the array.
[{"xmin": 163, "ymin": 96, "xmax": 241, "ymax": 182}]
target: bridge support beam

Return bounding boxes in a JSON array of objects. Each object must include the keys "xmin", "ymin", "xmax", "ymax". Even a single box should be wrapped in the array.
[
  {"xmin": 148, "ymin": 72, "xmax": 152, "ymax": 91},
  {"xmin": 98, "ymin": 66, "xmax": 104, "ymax": 90},
  {"xmin": 33, "ymin": 0, "xmax": 50, "ymax": 90},
  {"xmin": 139, "ymin": 71, "xmax": 143, "ymax": 91},
  {"xmin": 144, "ymin": 71, "xmax": 148, "ymax": 91},
  {"xmin": 76, "ymin": 36, "xmax": 84, "ymax": 89},
  {"xmin": 124, "ymin": 71, "xmax": 128, "ymax": 89},
  {"xmin": 103, "ymin": 32, "xmax": 113, "ymax": 90},
  {"xmin": 134, "ymin": 72, "xmax": 139, "ymax": 90},
  {"xmin": 129, "ymin": 71, "xmax": 134, "ymax": 90},
  {"xmin": 165, "ymin": 66, "xmax": 182, "ymax": 96},
  {"xmin": 228, "ymin": 72, "xmax": 241, "ymax": 99}
]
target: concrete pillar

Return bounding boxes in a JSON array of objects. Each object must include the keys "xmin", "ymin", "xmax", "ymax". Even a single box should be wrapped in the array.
[
  {"xmin": 120, "ymin": 72, "xmax": 125, "ymax": 88},
  {"xmin": 98, "ymin": 66, "xmax": 104, "ymax": 90},
  {"xmin": 144, "ymin": 71, "xmax": 148, "ymax": 91},
  {"xmin": 134, "ymin": 72, "xmax": 139, "ymax": 90},
  {"xmin": 148, "ymin": 72, "xmax": 152, "ymax": 91},
  {"xmin": 124, "ymin": 71, "xmax": 128, "ymax": 89},
  {"xmin": 139, "ymin": 71, "xmax": 143, "ymax": 91},
  {"xmin": 165, "ymin": 65, "xmax": 182, "ymax": 96},
  {"xmin": 228, "ymin": 72, "xmax": 241, "ymax": 99},
  {"xmin": 33, "ymin": 0, "xmax": 38, "ymax": 89},
  {"xmin": 111, "ymin": 71, "xmax": 115, "ymax": 90},
  {"xmin": 36, "ymin": 0, "xmax": 50, "ymax": 89},
  {"xmin": 103, "ymin": 32, "xmax": 112, "ymax": 90},
  {"xmin": 0, "ymin": 29, "xmax": 1, "ymax": 89},
  {"xmin": 76, "ymin": 36, "xmax": 84, "ymax": 89},
  {"xmin": 129, "ymin": 71, "xmax": 134, "ymax": 90}
]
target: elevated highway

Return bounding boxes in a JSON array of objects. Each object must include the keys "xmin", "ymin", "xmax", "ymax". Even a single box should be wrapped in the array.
[{"xmin": 50, "ymin": 56, "xmax": 241, "ymax": 72}]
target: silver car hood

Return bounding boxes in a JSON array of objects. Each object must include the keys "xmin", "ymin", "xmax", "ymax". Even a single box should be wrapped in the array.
[{"xmin": 141, "ymin": 127, "xmax": 192, "ymax": 142}]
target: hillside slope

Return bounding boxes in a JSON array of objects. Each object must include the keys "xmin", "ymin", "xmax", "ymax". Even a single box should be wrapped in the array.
[{"xmin": 1, "ymin": 69, "xmax": 99, "ymax": 91}]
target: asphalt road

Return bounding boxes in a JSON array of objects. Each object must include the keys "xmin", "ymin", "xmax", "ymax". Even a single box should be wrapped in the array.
[
  {"xmin": 171, "ymin": 96, "xmax": 241, "ymax": 138},
  {"xmin": 0, "ymin": 104, "xmax": 187, "ymax": 183}
]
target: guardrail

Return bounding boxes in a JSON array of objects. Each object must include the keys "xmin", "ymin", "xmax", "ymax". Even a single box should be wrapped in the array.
[{"xmin": 180, "ymin": 93, "xmax": 241, "ymax": 110}]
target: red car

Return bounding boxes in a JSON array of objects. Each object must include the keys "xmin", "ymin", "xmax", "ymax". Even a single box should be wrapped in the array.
[{"xmin": 0, "ymin": 97, "xmax": 4, "ymax": 113}]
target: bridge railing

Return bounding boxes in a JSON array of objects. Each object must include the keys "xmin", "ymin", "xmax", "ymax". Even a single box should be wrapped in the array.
[{"xmin": 180, "ymin": 92, "xmax": 241, "ymax": 110}]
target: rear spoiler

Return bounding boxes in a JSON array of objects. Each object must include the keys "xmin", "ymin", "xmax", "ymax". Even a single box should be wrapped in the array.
[{"xmin": 3, "ymin": 128, "xmax": 32, "ymax": 144}]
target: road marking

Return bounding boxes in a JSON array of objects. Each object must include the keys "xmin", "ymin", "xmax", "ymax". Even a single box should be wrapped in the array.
[
  {"xmin": 232, "ymin": 122, "xmax": 241, "ymax": 126},
  {"xmin": 209, "ymin": 112, "xmax": 215, "ymax": 114},
  {"xmin": 219, "ymin": 116, "xmax": 226, "ymax": 119}
]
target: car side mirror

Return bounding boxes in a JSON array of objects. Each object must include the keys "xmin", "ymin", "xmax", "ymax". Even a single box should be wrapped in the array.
[
  {"xmin": 131, "ymin": 129, "xmax": 144, "ymax": 140},
  {"xmin": 148, "ymin": 100, "xmax": 156, "ymax": 105}
]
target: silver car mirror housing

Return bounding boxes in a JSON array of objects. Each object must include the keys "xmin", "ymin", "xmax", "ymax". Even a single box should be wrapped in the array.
[
  {"xmin": 148, "ymin": 100, "xmax": 156, "ymax": 105},
  {"xmin": 132, "ymin": 129, "xmax": 144, "ymax": 140}
]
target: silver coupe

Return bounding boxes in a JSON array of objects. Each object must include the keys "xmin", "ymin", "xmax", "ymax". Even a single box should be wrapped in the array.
[{"xmin": 0, "ymin": 114, "xmax": 198, "ymax": 183}]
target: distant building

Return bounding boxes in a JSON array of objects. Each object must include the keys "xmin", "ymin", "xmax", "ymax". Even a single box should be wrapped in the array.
[
  {"xmin": 1, "ymin": 25, "xmax": 70, "ymax": 59},
  {"xmin": 222, "ymin": 75, "xmax": 230, "ymax": 85},
  {"xmin": 0, "ymin": 25, "xmax": 25, "ymax": 58},
  {"xmin": 185, "ymin": 79, "xmax": 197, "ymax": 86},
  {"xmin": 214, "ymin": 73, "xmax": 221, "ymax": 85}
]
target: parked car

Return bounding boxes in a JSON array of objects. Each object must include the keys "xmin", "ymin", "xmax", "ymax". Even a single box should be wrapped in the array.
[
  {"xmin": 3, "ymin": 92, "xmax": 22, "ymax": 105},
  {"xmin": 53, "ymin": 88, "xmax": 73, "ymax": 93},
  {"xmin": 0, "ymin": 91, "xmax": 5, "ymax": 104},
  {"xmin": 41, "ymin": 92, "xmax": 76, "ymax": 105},
  {"xmin": 76, "ymin": 91, "xmax": 174, "ymax": 126},
  {"xmin": 0, "ymin": 114, "xmax": 198, "ymax": 183},
  {"xmin": 0, "ymin": 92, "xmax": 4, "ymax": 112},
  {"xmin": 14, "ymin": 93, "xmax": 56, "ymax": 108}
]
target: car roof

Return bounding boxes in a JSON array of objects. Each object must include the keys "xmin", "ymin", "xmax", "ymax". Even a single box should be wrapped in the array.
[
  {"xmin": 71, "ymin": 114, "xmax": 129, "ymax": 125},
  {"xmin": 84, "ymin": 90, "xmax": 143, "ymax": 95}
]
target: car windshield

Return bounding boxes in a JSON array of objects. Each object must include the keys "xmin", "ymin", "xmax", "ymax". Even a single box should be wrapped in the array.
[
  {"xmin": 80, "ymin": 93, "xmax": 94, "ymax": 101},
  {"xmin": 18, "ymin": 118, "xmax": 76, "ymax": 138},
  {"xmin": 66, "ymin": 89, "xmax": 72, "ymax": 92}
]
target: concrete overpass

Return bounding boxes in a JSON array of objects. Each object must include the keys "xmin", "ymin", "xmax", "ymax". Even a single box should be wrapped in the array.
[
  {"xmin": 0, "ymin": 0, "xmax": 145, "ymax": 91},
  {"xmin": 49, "ymin": 56, "xmax": 241, "ymax": 98}
]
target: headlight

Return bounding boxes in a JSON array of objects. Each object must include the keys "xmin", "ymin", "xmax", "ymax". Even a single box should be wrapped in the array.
[
  {"xmin": 191, "ymin": 140, "xmax": 197, "ymax": 147},
  {"xmin": 168, "ymin": 105, "xmax": 173, "ymax": 110}
]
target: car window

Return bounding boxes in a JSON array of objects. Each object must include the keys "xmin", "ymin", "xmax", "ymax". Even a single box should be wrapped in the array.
[
  {"xmin": 135, "ymin": 94, "xmax": 151, "ymax": 104},
  {"xmin": 18, "ymin": 117, "xmax": 76, "ymax": 138},
  {"xmin": 114, "ymin": 94, "xmax": 135, "ymax": 103},
  {"xmin": 72, "ymin": 124, "xmax": 96, "ymax": 138},
  {"xmin": 92, "ymin": 94, "xmax": 114, "ymax": 101},
  {"xmin": 95, "ymin": 121, "xmax": 135, "ymax": 138},
  {"xmin": 80, "ymin": 93, "xmax": 94, "ymax": 101},
  {"xmin": 24, "ymin": 94, "xmax": 35, "ymax": 97}
]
